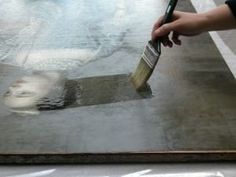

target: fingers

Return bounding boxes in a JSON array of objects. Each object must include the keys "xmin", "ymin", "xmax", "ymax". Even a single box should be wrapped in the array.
[
  {"xmin": 152, "ymin": 23, "xmax": 173, "ymax": 40},
  {"xmin": 152, "ymin": 14, "xmax": 182, "ymax": 47},
  {"xmin": 172, "ymin": 32, "xmax": 181, "ymax": 45},
  {"xmin": 162, "ymin": 32, "xmax": 181, "ymax": 47},
  {"xmin": 152, "ymin": 16, "xmax": 163, "ymax": 34},
  {"xmin": 152, "ymin": 17, "xmax": 172, "ymax": 48},
  {"xmin": 162, "ymin": 36, "xmax": 173, "ymax": 48},
  {"xmin": 152, "ymin": 22, "xmax": 182, "ymax": 47}
]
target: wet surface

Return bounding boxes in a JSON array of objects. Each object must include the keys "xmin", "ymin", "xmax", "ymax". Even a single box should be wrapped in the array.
[
  {"xmin": 0, "ymin": 0, "xmax": 235, "ymax": 163},
  {"xmin": 2, "ymin": 71, "xmax": 152, "ymax": 114},
  {"xmin": 68, "ymin": 74, "xmax": 152, "ymax": 108}
]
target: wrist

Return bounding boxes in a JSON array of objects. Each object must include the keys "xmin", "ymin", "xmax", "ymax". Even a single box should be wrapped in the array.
[
  {"xmin": 197, "ymin": 13, "xmax": 213, "ymax": 32},
  {"xmin": 199, "ymin": 5, "xmax": 236, "ymax": 32}
]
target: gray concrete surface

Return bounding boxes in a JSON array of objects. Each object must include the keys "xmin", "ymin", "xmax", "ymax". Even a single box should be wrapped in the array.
[
  {"xmin": 0, "ymin": 0, "xmax": 235, "ymax": 163},
  {"xmin": 0, "ymin": 0, "xmax": 235, "ymax": 176}
]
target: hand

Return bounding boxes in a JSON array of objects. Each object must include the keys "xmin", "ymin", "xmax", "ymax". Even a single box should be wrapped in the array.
[{"xmin": 152, "ymin": 11, "xmax": 207, "ymax": 47}]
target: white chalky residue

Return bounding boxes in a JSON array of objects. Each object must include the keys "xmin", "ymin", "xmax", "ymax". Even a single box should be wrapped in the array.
[
  {"xmin": 0, "ymin": 18, "xmax": 42, "ymax": 64},
  {"xmin": 17, "ymin": 48, "xmax": 101, "ymax": 70}
]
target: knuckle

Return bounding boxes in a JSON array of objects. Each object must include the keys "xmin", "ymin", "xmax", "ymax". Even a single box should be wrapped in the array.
[{"xmin": 161, "ymin": 24, "xmax": 169, "ymax": 32}]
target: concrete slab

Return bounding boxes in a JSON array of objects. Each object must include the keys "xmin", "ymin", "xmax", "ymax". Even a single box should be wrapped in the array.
[{"xmin": 0, "ymin": 0, "xmax": 235, "ymax": 163}]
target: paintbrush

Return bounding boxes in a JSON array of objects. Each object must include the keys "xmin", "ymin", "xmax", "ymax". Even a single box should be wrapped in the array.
[{"xmin": 130, "ymin": 0, "xmax": 178, "ymax": 91}]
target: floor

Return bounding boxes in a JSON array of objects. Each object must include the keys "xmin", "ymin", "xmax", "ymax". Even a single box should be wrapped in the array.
[
  {"xmin": 192, "ymin": 0, "xmax": 236, "ymax": 77},
  {"xmin": 0, "ymin": 0, "xmax": 235, "ymax": 176},
  {"xmin": 0, "ymin": 163, "xmax": 235, "ymax": 177}
]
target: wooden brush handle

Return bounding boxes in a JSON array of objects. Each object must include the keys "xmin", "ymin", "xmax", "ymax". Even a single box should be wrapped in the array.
[
  {"xmin": 161, "ymin": 0, "xmax": 178, "ymax": 25},
  {"xmin": 152, "ymin": 0, "xmax": 178, "ymax": 49}
]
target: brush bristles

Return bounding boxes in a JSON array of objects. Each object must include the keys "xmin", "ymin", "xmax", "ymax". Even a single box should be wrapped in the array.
[{"xmin": 130, "ymin": 57, "xmax": 153, "ymax": 91}]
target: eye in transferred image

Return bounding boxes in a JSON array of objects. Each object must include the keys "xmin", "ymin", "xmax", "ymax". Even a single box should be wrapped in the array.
[
  {"xmin": 14, "ymin": 91, "xmax": 35, "ymax": 97},
  {"xmin": 10, "ymin": 84, "xmax": 20, "ymax": 88},
  {"xmin": 3, "ymin": 91, "xmax": 11, "ymax": 97}
]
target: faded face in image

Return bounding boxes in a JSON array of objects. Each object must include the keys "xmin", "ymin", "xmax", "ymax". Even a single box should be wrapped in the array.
[{"xmin": 3, "ymin": 71, "xmax": 65, "ymax": 114}]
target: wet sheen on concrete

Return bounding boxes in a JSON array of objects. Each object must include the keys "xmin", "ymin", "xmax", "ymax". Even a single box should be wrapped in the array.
[
  {"xmin": 37, "ymin": 74, "xmax": 152, "ymax": 110},
  {"xmin": 0, "ymin": 0, "xmax": 235, "ymax": 163}
]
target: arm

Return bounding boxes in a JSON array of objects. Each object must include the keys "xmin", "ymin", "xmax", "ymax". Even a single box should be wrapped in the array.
[
  {"xmin": 152, "ymin": 4, "xmax": 236, "ymax": 47},
  {"xmin": 202, "ymin": 4, "xmax": 236, "ymax": 31}
]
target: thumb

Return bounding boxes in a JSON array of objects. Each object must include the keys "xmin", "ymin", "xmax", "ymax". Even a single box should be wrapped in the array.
[{"xmin": 152, "ymin": 22, "xmax": 176, "ymax": 39}]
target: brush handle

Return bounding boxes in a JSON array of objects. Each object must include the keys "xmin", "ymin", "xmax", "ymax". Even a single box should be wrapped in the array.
[
  {"xmin": 161, "ymin": 0, "xmax": 178, "ymax": 25},
  {"xmin": 151, "ymin": 0, "xmax": 178, "ymax": 50}
]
